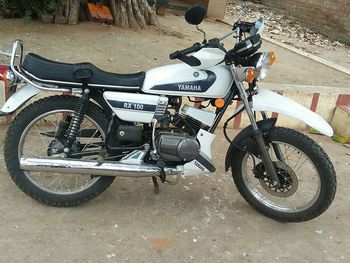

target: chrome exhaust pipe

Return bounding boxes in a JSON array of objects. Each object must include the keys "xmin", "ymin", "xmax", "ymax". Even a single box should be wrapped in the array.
[{"xmin": 20, "ymin": 157, "xmax": 163, "ymax": 177}]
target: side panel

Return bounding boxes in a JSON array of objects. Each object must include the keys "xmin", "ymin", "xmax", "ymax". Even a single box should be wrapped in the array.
[
  {"xmin": 182, "ymin": 129, "xmax": 216, "ymax": 176},
  {"xmin": 1, "ymin": 84, "xmax": 41, "ymax": 113},
  {"xmin": 103, "ymin": 91, "xmax": 166, "ymax": 123},
  {"xmin": 142, "ymin": 63, "xmax": 233, "ymax": 98},
  {"xmin": 253, "ymin": 89, "xmax": 334, "ymax": 136}
]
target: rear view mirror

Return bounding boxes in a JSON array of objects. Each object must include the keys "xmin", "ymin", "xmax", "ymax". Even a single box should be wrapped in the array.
[{"xmin": 185, "ymin": 5, "xmax": 206, "ymax": 25}]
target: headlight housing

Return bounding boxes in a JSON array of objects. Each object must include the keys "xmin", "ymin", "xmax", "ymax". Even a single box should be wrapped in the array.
[{"xmin": 255, "ymin": 51, "xmax": 275, "ymax": 81}]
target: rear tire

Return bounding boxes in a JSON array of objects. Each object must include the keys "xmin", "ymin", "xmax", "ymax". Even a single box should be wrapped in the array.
[
  {"xmin": 231, "ymin": 127, "xmax": 336, "ymax": 222},
  {"xmin": 4, "ymin": 95, "xmax": 115, "ymax": 207}
]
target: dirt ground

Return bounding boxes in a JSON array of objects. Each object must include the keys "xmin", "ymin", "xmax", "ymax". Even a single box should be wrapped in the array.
[
  {"xmin": 0, "ymin": 16, "xmax": 349, "ymax": 87},
  {"xmin": 0, "ymin": 15, "xmax": 349, "ymax": 263},
  {"xmin": 0, "ymin": 127, "xmax": 349, "ymax": 263}
]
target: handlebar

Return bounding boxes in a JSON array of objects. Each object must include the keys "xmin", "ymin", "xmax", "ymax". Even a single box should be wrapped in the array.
[
  {"xmin": 233, "ymin": 21, "xmax": 255, "ymax": 34},
  {"xmin": 169, "ymin": 42, "xmax": 202, "ymax": 60}
]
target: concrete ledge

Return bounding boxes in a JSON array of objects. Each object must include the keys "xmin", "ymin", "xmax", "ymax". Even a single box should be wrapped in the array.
[
  {"xmin": 331, "ymin": 106, "xmax": 350, "ymax": 140},
  {"xmin": 221, "ymin": 83, "xmax": 350, "ymax": 130},
  {"xmin": 259, "ymin": 83, "xmax": 350, "ymax": 94}
]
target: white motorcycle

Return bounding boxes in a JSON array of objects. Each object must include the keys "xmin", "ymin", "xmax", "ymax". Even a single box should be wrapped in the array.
[{"xmin": 0, "ymin": 6, "xmax": 336, "ymax": 222}]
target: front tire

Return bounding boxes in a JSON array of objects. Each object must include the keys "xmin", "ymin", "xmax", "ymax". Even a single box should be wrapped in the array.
[
  {"xmin": 4, "ymin": 95, "xmax": 115, "ymax": 207},
  {"xmin": 231, "ymin": 127, "xmax": 336, "ymax": 222}
]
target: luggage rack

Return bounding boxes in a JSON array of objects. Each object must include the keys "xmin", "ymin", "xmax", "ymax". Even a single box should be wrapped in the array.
[{"xmin": 6, "ymin": 40, "xmax": 75, "ymax": 93}]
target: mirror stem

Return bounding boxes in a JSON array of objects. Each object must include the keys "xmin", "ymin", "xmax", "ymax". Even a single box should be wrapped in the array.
[{"xmin": 196, "ymin": 25, "xmax": 207, "ymax": 43}]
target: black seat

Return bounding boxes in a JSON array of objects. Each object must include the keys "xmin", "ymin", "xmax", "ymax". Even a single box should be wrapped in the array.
[{"xmin": 21, "ymin": 53, "xmax": 145, "ymax": 91}]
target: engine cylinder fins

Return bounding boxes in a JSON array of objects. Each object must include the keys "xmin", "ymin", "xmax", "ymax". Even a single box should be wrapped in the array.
[
  {"xmin": 178, "ymin": 113, "xmax": 210, "ymax": 134},
  {"xmin": 181, "ymin": 105, "xmax": 216, "ymax": 127}
]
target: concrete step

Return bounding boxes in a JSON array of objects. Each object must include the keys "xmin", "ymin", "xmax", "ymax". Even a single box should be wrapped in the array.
[{"xmin": 331, "ymin": 105, "xmax": 350, "ymax": 141}]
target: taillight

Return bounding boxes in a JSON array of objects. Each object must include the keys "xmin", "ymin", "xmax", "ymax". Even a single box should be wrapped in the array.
[
  {"xmin": 0, "ymin": 65, "xmax": 16, "ymax": 87},
  {"xmin": 0, "ymin": 65, "xmax": 9, "ymax": 82}
]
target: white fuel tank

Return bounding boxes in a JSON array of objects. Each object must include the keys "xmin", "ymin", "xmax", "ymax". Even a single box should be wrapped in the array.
[
  {"xmin": 142, "ymin": 63, "xmax": 233, "ymax": 98},
  {"xmin": 192, "ymin": 48, "xmax": 226, "ymax": 70}
]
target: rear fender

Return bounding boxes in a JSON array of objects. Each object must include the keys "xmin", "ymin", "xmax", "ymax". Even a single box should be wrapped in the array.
[
  {"xmin": 224, "ymin": 118, "xmax": 277, "ymax": 172},
  {"xmin": 1, "ymin": 84, "xmax": 41, "ymax": 114}
]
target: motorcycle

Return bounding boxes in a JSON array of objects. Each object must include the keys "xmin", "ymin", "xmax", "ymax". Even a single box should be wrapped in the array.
[{"xmin": 0, "ymin": 5, "xmax": 336, "ymax": 222}]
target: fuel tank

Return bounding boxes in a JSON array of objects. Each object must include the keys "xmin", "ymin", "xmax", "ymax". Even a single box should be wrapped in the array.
[{"xmin": 142, "ymin": 63, "xmax": 233, "ymax": 98}]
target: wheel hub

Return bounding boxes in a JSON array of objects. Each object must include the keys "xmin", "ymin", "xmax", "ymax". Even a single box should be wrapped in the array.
[
  {"xmin": 47, "ymin": 139, "xmax": 65, "ymax": 156},
  {"xmin": 254, "ymin": 161, "xmax": 298, "ymax": 197},
  {"xmin": 47, "ymin": 139, "xmax": 79, "ymax": 156}
]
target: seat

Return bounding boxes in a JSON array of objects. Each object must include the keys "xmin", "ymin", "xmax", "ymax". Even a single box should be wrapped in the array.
[{"xmin": 21, "ymin": 53, "xmax": 145, "ymax": 91}]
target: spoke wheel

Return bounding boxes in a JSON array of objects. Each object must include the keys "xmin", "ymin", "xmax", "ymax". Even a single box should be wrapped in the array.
[
  {"xmin": 5, "ymin": 96, "xmax": 115, "ymax": 206},
  {"xmin": 19, "ymin": 110, "xmax": 104, "ymax": 195},
  {"xmin": 243, "ymin": 143, "xmax": 320, "ymax": 212},
  {"xmin": 230, "ymin": 127, "xmax": 336, "ymax": 222}
]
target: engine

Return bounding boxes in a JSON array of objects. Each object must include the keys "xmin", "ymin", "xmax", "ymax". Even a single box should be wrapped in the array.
[
  {"xmin": 153, "ymin": 104, "xmax": 217, "ymax": 163},
  {"xmin": 156, "ymin": 131, "xmax": 200, "ymax": 163}
]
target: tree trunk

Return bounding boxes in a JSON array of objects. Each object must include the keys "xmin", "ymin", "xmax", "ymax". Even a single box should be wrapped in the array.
[
  {"xmin": 67, "ymin": 0, "xmax": 79, "ymax": 25},
  {"xmin": 55, "ymin": 0, "xmax": 79, "ymax": 24},
  {"xmin": 109, "ymin": 0, "xmax": 158, "ymax": 29}
]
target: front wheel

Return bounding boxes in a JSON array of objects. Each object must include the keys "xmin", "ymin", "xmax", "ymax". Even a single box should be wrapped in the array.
[{"xmin": 231, "ymin": 127, "xmax": 336, "ymax": 222}]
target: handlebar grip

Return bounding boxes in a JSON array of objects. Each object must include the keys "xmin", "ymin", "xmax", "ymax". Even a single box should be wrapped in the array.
[
  {"xmin": 181, "ymin": 43, "xmax": 202, "ymax": 55},
  {"xmin": 169, "ymin": 43, "xmax": 202, "ymax": 60},
  {"xmin": 169, "ymin": 51, "xmax": 180, "ymax": 60}
]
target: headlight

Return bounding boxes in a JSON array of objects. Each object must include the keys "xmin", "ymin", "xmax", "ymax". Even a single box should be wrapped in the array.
[{"xmin": 255, "ymin": 51, "xmax": 275, "ymax": 81}]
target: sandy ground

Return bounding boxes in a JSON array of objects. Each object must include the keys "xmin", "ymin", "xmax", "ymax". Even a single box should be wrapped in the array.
[
  {"xmin": 0, "ymin": 16, "xmax": 349, "ymax": 263},
  {"xmin": 0, "ymin": 127, "xmax": 349, "ymax": 263},
  {"xmin": 0, "ymin": 16, "xmax": 349, "ymax": 88}
]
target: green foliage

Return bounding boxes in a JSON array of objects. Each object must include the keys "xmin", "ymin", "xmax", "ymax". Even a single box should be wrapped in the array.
[
  {"xmin": 0, "ymin": 0, "xmax": 17, "ymax": 9},
  {"xmin": 0, "ymin": 0, "xmax": 59, "ymax": 21}
]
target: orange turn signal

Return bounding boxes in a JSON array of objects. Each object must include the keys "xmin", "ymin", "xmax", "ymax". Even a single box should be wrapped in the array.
[
  {"xmin": 245, "ymin": 68, "xmax": 255, "ymax": 84},
  {"xmin": 215, "ymin": 98, "xmax": 225, "ymax": 108},
  {"xmin": 269, "ymin": 51, "xmax": 276, "ymax": 65}
]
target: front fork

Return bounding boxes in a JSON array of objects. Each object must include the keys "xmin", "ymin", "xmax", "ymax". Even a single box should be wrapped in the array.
[
  {"xmin": 261, "ymin": 111, "xmax": 285, "ymax": 163},
  {"xmin": 236, "ymin": 83, "xmax": 282, "ymax": 187}
]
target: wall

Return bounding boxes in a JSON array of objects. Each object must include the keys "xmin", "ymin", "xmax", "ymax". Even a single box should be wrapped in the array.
[
  {"xmin": 207, "ymin": 0, "xmax": 227, "ymax": 19},
  {"xmin": 261, "ymin": 0, "xmax": 350, "ymax": 44},
  {"xmin": 180, "ymin": 0, "xmax": 228, "ymax": 19},
  {"xmin": 181, "ymin": 0, "xmax": 209, "ymax": 9}
]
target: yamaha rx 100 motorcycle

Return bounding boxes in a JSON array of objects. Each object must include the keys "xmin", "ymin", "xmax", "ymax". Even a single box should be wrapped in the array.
[{"xmin": 0, "ymin": 6, "xmax": 336, "ymax": 222}]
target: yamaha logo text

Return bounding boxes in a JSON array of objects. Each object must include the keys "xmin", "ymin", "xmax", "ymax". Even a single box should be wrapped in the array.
[{"xmin": 178, "ymin": 84, "xmax": 202, "ymax": 91}]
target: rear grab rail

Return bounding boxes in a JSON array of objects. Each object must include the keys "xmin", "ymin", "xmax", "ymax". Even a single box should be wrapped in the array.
[{"xmin": 9, "ymin": 40, "xmax": 72, "ymax": 93}]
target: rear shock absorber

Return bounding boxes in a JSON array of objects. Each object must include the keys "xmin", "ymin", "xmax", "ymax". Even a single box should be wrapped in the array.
[{"xmin": 64, "ymin": 89, "xmax": 90, "ymax": 153}]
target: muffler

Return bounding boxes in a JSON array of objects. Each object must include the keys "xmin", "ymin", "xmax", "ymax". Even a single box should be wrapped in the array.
[{"xmin": 20, "ymin": 157, "xmax": 163, "ymax": 177}]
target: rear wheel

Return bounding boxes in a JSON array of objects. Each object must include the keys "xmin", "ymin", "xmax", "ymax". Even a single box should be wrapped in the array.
[
  {"xmin": 231, "ymin": 127, "xmax": 336, "ymax": 222},
  {"xmin": 4, "ymin": 95, "xmax": 115, "ymax": 207}
]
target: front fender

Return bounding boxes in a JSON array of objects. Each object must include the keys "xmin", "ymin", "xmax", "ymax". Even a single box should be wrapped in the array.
[
  {"xmin": 225, "ymin": 118, "xmax": 277, "ymax": 172},
  {"xmin": 1, "ymin": 84, "xmax": 41, "ymax": 113},
  {"xmin": 253, "ymin": 89, "xmax": 333, "ymax": 137}
]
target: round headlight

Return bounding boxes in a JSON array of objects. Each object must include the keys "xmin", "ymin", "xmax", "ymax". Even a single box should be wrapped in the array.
[{"xmin": 255, "ymin": 51, "xmax": 275, "ymax": 81}]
